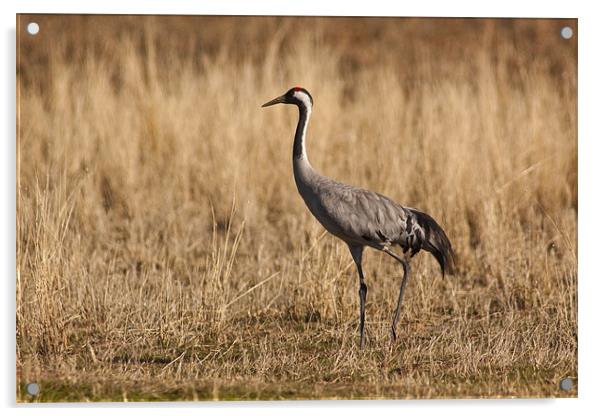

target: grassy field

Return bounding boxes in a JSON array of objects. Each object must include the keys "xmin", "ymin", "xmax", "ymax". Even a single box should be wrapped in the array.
[{"xmin": 16, "ymin": 15, "xmax": 577, "ymax": 401}]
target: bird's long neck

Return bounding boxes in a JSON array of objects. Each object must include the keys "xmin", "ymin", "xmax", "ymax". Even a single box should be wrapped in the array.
[
  {"xmin": 292, "ymin": 104, "xmax": 316, "ymax": 188},
  {"xmin": 293, "ymin": 104, "xmax": 311, "ymax": 161}
]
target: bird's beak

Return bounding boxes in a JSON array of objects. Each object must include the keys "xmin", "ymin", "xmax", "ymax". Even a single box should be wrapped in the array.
[{"xmin": 261, "ymin": 95, "xmax": 286, "ymax": 108}]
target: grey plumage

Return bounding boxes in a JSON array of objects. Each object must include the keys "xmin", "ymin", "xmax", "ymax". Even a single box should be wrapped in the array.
[
  {"xmin": 263, "ymin": 87, "xmax": 455, "ymax": 348},
  {"xmin": 296, "ymin": 169, "xmax": 454, "ymax": 276}
]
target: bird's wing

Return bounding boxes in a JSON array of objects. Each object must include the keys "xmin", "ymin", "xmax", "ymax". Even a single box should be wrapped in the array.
[
  {"xmin": 308, "ymin": 176, "xmax": 455, "ymax": 275},
  {"xmin": 315, "ymin": 179, "xmax": 410, "ymax": 246}
]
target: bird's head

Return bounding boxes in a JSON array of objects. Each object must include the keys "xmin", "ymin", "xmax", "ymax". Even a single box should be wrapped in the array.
[{"xmin": 262, "ymin": 86, "xmax": 313, "ymax": 109}]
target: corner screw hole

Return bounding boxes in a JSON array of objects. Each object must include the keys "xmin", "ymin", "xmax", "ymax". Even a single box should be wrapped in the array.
[
  {"xmin": 26, "ymin": 22, "xmax": 40, "ymax": 36},
  {"xmin": 26, "ymin": 382, "xmax": 40, "ymax": 396},
  {"xmin": 559, "ymin": 378, "xmax": 573, "ymax": 391},
  {"xmin": 560, "ymin": 26, "xmax": 573, "ymax": 40}
]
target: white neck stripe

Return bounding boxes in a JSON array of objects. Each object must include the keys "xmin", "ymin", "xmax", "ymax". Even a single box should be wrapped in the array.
[{"xmin": 294, "ymin": 91, "xmax": 313, "ymax": 110}]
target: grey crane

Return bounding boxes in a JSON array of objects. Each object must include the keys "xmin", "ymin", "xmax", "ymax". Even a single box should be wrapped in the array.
[{"xmin": 262, "ymin": 86, "xmax": 455, "ymax": 348}]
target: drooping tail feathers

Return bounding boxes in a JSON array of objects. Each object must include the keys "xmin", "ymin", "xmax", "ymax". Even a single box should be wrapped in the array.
[{"xmin": 409, "ymin": 209, "xmax": 456, "ymax": 277}]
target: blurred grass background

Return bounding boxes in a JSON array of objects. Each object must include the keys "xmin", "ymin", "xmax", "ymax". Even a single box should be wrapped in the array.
[{"xmin": 17, "ymin": 15, "xmax": 576, "ymax": 401}]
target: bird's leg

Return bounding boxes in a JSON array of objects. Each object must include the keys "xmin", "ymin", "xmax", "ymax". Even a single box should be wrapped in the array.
[
  {"xmin": 359, "ymin": 272, "xmax": 367, "ymax": 349},
  {"xmin": 391, "ymin": 259, "xmax": 410, "ymax": 342},
  {"xmin": 348, "ymin": 245, "xmax": 367, "ymax": 349},
  {"xmin": 382, "ymin": 247, "xmax": 411, "ymax": 342}
]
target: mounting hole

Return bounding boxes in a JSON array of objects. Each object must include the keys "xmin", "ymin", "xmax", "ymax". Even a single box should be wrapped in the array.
[
  {"xmin": 559, "ymin": 378, "xmax": 573, "ymax": 391},
  {"xmin": 26, "ymin": 22, "xmax": 39, "ymax": 35},
  {"xmin": 560, "ymin": 26, "xmax": 573, "ymax": 40},
  {"xmin": 26, "ymin": 383, "xmax": 40, "ymax": 395}
]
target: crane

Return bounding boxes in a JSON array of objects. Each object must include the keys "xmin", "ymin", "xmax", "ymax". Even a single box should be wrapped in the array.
[{"xmin": 262, "ymin": 86, "xmax": 455, "ymax": 348}]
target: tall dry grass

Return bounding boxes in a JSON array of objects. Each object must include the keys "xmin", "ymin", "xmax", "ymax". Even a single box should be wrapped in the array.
[{"xmin": 17, "ymin": 15, "xmax": 577, "ymax": 400}]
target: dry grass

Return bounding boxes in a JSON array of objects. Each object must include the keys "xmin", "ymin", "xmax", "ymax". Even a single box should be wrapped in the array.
[{"xmin": 16, "ymin": 15, "xmax": 577, "ymax": 401}]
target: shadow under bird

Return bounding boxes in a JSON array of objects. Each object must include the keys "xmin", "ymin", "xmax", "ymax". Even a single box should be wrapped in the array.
[{"xmin": 262, "ymin": 87, "xmax": 455, "ymax": 348}]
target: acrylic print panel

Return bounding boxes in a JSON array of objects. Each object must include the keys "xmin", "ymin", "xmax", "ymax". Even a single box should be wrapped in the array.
[{"xmin": 16, "ymin": 14, "xmax": 577, "ymax": 402}]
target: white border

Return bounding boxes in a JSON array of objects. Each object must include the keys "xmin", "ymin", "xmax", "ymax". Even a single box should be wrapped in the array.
[
  {"xmin": 3, "ymin": 1, "xmax": 600, "ymax": 416},
  {"xmin": 8, "ymin": 0, "xmax": 581, "ymax": 18}
]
